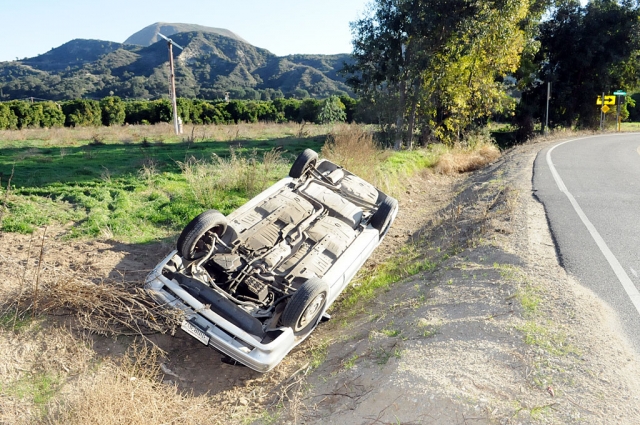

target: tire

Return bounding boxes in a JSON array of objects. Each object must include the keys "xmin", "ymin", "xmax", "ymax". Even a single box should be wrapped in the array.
[
  {"xmin": 177, "ymin": 210, "xmax": 228, "ymax": 260},
  {"xmin": 281, "ymin": 278, "xmax": 329, "ymax": 335},
  {"xmin": 289, "ymin": 149, "xmax": 318, "ymax": 178},
  {"xmin": 370, "ymin": 196, "xmax": 398, "ymax": 235}
]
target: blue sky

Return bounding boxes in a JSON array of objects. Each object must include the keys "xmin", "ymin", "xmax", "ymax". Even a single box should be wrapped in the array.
[{"xmin": 1, "ymin": 0, "xmax": 370, "ymax": 62}]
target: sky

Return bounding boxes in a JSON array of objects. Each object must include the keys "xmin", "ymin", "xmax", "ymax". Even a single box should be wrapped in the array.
[{"xmin": 0, "ymin": 0, "xmax": 371, "ymax": 62}]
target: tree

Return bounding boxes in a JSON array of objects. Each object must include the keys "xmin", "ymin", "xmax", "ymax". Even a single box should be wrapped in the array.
[
  {"xmin": 318, "ymin": 96, "xmax": 347, "ymax": 123},
  {"xmin": 100, "ymin": 96, "xmax": 125, "ymax": 126},
  {"xmin": 345, "ymin": 0, "xmax": 534, "ymax": 147},
  {"xmin": 62, "ymin": 99, "xmax": 102, "ymax": 127},
  {"xmin": 339, "ymin": 95, "xmax": 359, "ymax": 123},
  {"xmin": 299, "ymin": 98, "xmax": 321, "ymax": 123},
  {"xmin": 517, "ymin": 0, "xmax": 640, "ymax": 133},
  {"xmin": 8, "ymin": 101, "xmax": 38, "ymax": 128},
  {"xmin": 0, "ymin": 103, "xmax": 18, "ymax": 130},
  {"xmin": 40, "ymin": 101, "xmax": 65, "ymax": 127}
]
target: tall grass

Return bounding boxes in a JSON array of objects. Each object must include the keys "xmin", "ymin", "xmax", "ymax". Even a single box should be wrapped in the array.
[
  {"xmin": 321, "ymin": 124, "xmax": 383, "ymax": 185},
  {"xmin": 179, "ymin": 147, "xmax": 288, "ymax": 207}
]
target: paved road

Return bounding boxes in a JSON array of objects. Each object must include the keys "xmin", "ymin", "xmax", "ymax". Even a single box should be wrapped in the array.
[{"xmin": 533, "ymin": 133, "xmax": 640, "ymax": 353}]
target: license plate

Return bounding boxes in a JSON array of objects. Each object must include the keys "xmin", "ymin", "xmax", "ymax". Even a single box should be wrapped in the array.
[{"xmin": 181, "ymin": 320, "xmax": 210, "ymax": 345}]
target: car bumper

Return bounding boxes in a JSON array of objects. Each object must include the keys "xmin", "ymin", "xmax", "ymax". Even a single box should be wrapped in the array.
[{"xmin": 144, "ymin": 251, "xmax": 296, "ymax": 373}]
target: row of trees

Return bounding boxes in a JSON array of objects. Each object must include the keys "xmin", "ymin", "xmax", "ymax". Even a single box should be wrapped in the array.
[
  {"xmin": 344, "ymin": 0, "xmax": 640, "ymax": 146},
  {"xmin": 0, "ymin": 96, "xmax": 356, "ymax": 130}
]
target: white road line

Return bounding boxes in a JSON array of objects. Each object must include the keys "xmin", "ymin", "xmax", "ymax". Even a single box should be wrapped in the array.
[
  {"xmin": 631, "ymin": 268, "xmax": 638, "ymax": 278},
  {"xmin": 547, "ymin": 135, "xmax": 640, "ymax": 317}
]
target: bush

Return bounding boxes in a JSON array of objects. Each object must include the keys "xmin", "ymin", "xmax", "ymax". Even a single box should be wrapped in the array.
[
  {"xmin": 8, "ymin": 101, "xmax": 40, "ymax": 128},
  {"xmin": 100, "ymin": 96, "xmax": 126, "ymax": 126},
  {"xmin": 40, "ymin": 102, "xmax": 65, "ymax": 127},
  {"xmin": 0, "ymin": 103, "xmax": 18, "ymax": 130},
  {"xmin": 62, "ymin": 99, "xmax": 102, "ymax": 127}
]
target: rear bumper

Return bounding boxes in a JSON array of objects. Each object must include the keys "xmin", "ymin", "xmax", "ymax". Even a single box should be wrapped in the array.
[{"xmin": 144, "ymin": 251, "xmax": 295, "ymax": 372}]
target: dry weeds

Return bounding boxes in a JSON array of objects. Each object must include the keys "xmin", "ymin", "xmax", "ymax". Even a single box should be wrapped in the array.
[
  {"xmin": 321, "ymin": 124, "xmax": 384, "ymax": 186},
  {"xmin": 434, "ymin": 142, "xmax": 501, "ymax": 175}
]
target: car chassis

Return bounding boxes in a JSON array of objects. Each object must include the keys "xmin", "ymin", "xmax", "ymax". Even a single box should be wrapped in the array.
[{"xmin": 145, "ymin": 149, "xmax": 398, "ymax": 372}]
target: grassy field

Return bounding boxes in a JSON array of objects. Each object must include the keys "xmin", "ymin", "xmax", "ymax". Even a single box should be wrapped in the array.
[{"xmin": 0, "ymin": 123, "xmax": 327, "ymax": 242}]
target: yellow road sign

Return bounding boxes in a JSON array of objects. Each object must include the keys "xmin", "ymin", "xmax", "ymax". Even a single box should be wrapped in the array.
[
  {"xmin": 597, "ymin": 95, "xmax": 616, "ymax": 105},
  {"xmin": 601, "ymin": 105, "xmax": 610, "ymax": 113}
]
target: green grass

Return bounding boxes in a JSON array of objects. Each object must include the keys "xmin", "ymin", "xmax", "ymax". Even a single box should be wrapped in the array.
[
  {"xmin": 0, "ymin": 124, "xmax": 457, "ymax": 243},
  {"xmin": 0, "ymin": 311, "xmax": 33, "ymax": 331},
  {"xmin": 620, "ymin": 122, "xmax": 640, "ymax": 131},
  {"xmin": 516, "ymin": 321, "xmax": 578, "ymax": 357},
  {"xmin": 0, "ymin": 135, "xmax": 324, "ymax": 242},
  {"xmin": 338, "ymin": 245, "xmax": 438, "ymax": 310},
  {"xmin": 1, "ymin": 373, "xmax": 60, "ymax": 406},
  {"xmin": 493, "ymin": 263, "xmax": 541, "ymax": 316}
]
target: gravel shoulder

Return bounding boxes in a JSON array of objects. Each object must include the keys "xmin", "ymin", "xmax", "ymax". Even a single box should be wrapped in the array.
[{"xmin": 270, "ymin": 141, "xmax": 640, "ymax": 424}]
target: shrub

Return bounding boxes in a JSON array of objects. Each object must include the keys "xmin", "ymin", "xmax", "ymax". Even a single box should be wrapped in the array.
[
  {"xmin": 100, "ymin": 96, "xmax": 126, "ymax": 126},
  {"xmin": 62, "ymin": 99, "xmax": 102, "ymax": 127},
  {"xmin": 40, "ymin": 102, "xmax": 65, "ymax": 127},
  {"xmin": 0, "ymin": 103, "xmax": 18, "ymax": 130}
]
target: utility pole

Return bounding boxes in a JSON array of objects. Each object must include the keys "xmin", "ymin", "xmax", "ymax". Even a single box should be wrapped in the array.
[
  {"xmin": 544, "ymin": 82, "xmax": 551, "ymax": 135},
  {"xmin": 158, "ymin": 33, "xmax": 184, "ymax": 135}
]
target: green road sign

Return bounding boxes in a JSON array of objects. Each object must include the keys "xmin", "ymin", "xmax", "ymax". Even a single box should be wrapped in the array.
[{"xmin": 613, "ymin": 90, "xmax": 627, "ymax": 96}]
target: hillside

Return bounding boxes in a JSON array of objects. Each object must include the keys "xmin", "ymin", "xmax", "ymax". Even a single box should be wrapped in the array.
[{"xmin": 0, "ymin": 30, "xmax": 352, "ymax": 101}]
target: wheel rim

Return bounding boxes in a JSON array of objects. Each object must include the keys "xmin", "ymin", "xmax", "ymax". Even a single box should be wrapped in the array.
[{"xmin": 295, "ymin": 293, "xmax": 326, "ymax": 332}]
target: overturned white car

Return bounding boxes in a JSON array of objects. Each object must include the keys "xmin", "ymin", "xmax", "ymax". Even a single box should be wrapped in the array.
[{"xmin": 145, "ymin": 149, "xmax": 398, "ymax": 372}]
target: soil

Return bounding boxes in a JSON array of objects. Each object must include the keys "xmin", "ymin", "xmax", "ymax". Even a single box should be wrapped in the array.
[{"xmin": 2, "ymin": 140, "xmax": 640, "ymax": 424}]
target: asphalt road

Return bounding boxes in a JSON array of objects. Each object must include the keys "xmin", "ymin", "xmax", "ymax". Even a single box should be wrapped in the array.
[{"xmin": 533, "ymin": 133, "xmax": 640, "ymax": 353}]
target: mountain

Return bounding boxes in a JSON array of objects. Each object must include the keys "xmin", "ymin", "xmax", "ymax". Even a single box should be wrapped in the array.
[
  {"xmin": 124, "ymin": 22, "xmax": 249, "ymax": 46},
  {"xmin": 0, "ymin": 29, "xmax": 352, "ymax": 101}
]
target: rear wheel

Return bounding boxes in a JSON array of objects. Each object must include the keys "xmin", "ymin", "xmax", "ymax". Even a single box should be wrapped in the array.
[
  {"xmin": 177, "ymin": 210, "xmax": 228, "ymax": 260},
  {"xmin": 289, "ymin": 149, "xmax": 318, "ymax": 178},
  {"xmin": 370, "ymin": 196, "xmax": 398, "ymax": 235},
  {"xmin": 281, "ymin": 278, "xmax": 329, "ymax": 335}
]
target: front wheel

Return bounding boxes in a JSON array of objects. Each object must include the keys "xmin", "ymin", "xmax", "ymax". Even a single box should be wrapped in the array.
[
  {"xmin": 177, "ymin": 210, "xmax": 228, "ymax": 260},
  {"xmin": 281, "ymin": 278, "xmax": 329, "ymax": 335}
]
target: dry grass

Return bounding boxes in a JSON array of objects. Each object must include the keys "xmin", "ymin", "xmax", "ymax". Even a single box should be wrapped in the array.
[
  {"xmin": 0, "ymin": 234, "xmax": 183, "ymax": 341},
  {"xmin": 0, "ymin": 228, "xmax": 319, "ymax": 425},
  {"xmin": 434, "ymin": 142, "xmax": 501, "ymax": 175},
  {"xmin": 0, "ymin": 122, "xmax": 333, "ymax": 146},
  {"xmin": 321, "ymin": 124, "xmax": 384, "ymax": 185}
]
